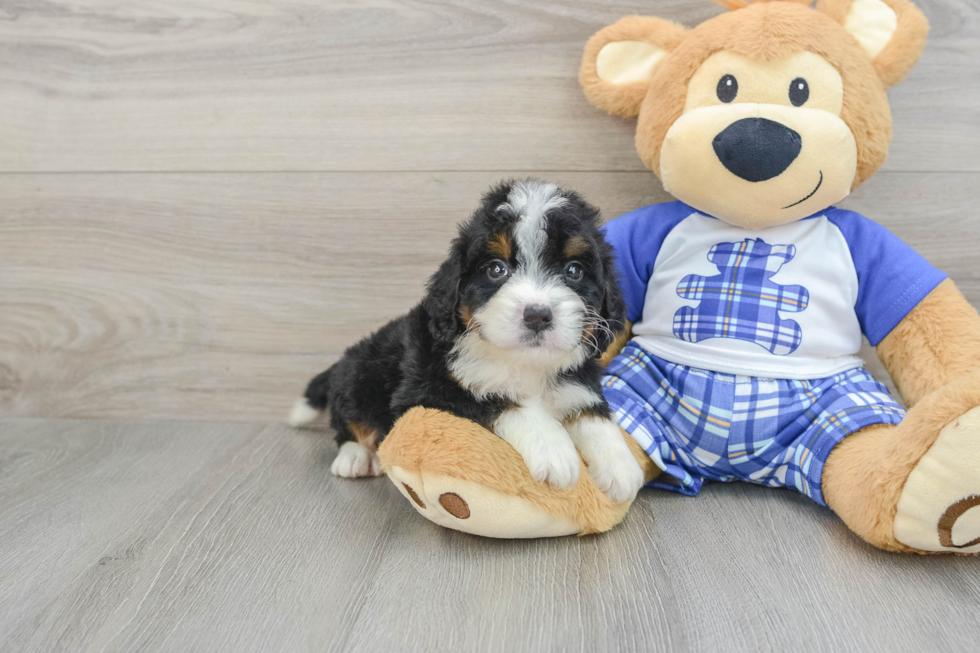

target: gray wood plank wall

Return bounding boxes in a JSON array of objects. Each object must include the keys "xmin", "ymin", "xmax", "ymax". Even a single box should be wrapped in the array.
[{"xmin": 1, "ymin": 0, "xmax": 978, "ymax": 421}]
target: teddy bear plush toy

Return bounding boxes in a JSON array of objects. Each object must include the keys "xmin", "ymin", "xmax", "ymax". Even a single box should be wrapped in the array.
[{"xmin": 378, "ymin": 0, "xmax": 980, "ymax": 553}]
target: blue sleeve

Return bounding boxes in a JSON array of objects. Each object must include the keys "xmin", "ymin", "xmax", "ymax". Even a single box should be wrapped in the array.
[
  {"xmin": 826, "ymin": 208, "xmax": 947, "ymax": 346},
  {"xmin": 601, "ymin": 201, "xmax": 693, "ymax": 324}
]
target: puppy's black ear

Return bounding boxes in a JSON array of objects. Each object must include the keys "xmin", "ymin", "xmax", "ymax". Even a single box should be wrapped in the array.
[
  {"xmin": 597, "ymin": 243, "xmax": 627, "ymax": 353},
  {"xmin": 422, "ymin": 241, "xmax": 464, "ymax": 346}
]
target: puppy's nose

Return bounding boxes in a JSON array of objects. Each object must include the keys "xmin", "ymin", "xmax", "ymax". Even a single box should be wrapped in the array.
[
  {"xmin": 712, "ymin": 117, "xmax": 801, "ymax": 182},
  {"xmin": 523, "ymin": 305, "xmax": 553, "ymax": 333}
]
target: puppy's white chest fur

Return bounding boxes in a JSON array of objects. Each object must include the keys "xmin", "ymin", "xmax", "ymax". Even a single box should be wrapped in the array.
[
  {"xmin": 450, "ymin": 332, "xmax": 644, "ymax": 503},
  {"xmin": 448, "ymin": 331, "xmax": 598, "ymax": 420}
]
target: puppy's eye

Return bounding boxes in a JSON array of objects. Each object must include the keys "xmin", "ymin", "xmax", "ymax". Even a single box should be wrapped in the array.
[
  {"xmin": 717, "ymin": 74, "xmax": 738, "ymax": 103},
  {"xmin": 564, "ymin": 261, "xmax": 584, "ymax": 282},
  {"xmin": 789, "ymin": 77, "xmax": 809, "ymax": 106},
  {"xmin": 486, "ymin": 259, "xmax": 510, "ymax": 281}
]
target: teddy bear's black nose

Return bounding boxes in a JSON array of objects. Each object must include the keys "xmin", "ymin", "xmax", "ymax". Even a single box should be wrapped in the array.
[{"xmin": 712, "ymin": 118, "xmax": 802, "ymax": 182}]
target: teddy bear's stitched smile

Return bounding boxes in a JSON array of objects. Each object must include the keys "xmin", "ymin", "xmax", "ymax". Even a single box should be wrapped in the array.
[{"xmin": 782, "ymin": 171, "xmax": 824, "ymax": 209}]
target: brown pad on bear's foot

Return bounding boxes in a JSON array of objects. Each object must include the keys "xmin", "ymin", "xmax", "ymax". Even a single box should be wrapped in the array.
[
  {"xmin": 378, "ymin": 407, "xmax": 658, "ymax": 538},
  {"xmin": 894, "ymin": 405, "xmax": 980, "ymax": 553}
]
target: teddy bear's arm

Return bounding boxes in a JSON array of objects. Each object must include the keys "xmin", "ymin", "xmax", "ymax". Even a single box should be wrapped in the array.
[{"xmin": 876, "ymin": 279, "xmax": 980, "ymax": 406}]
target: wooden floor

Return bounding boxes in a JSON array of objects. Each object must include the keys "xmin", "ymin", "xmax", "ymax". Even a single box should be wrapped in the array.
[
  {"xmin": 3, "ymin": 0, "xmax": 980, "ymax": 650},
  {"xmin": 1, "ymin": 418, "xmax": 978, "ymax": 653}
]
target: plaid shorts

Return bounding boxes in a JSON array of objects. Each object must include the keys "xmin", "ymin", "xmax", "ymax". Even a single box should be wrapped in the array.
[{"xmin": 602, "ymin": 343, "xmax": 906, "ymax": 506}]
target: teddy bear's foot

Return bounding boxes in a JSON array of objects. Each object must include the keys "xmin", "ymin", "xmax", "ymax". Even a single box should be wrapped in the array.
[
  {"xmin": 825, "ymin": 371, "xmax": 980, "ymax": 554},
  {"xmin": 894, "ymin": 406, "xmax": 980, "ymax": 553},
  {"xmin": 387, "ymin": 465, "xmax": 580, "ymax": 538},
  {"xmin": 377, "ymin": 407, "xmax": 650, "ymax": 538}
]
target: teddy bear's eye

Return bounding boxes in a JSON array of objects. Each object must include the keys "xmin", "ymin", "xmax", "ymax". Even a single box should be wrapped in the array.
[
  {"xmin": 789, "ymin": 77, "xmax": 809, "ymax": 106},
  {"xmin": 716, "ymin": 74, "xmax": 738, "ymax": 103}
]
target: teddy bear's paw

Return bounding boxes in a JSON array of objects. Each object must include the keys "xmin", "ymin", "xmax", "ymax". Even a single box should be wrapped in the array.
[
  {"xmin": 330, "ymin": 441, "xmax": 383, "ymax": 478},
  {"xmin": 894, "ymin": 406, "xmax": 980, "ymax": 553},
  {"xmin": 386, "ymin": 465, "xmax": 580, "ymax": 538}
]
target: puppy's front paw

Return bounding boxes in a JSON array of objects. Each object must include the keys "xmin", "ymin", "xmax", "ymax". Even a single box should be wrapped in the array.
[
  {"xmin": 523, "ymin": 440, "xmax": 580, "ymax": 490},
  {"xmin": 331, "ymin": 441, "xmax": 383, "ymax": 478},
  {"xmin": 588, "ymin": 450, "xmax": 644, "ymax": 503},
  {"xmin": 566, "ymin": 416, "xmax": 645, "ymax": 503},
  {"xmin": 494, "ymin": 405, "xmax": 581, "ymax": 490}
]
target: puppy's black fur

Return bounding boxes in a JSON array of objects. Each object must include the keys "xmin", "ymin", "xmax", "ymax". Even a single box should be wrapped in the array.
[{"xmin": 300, "ymin": 179, "xmax": 626, "ymax": 449}]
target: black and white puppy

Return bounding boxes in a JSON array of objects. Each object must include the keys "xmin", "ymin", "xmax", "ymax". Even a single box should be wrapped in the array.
[{"xmin": 289, "ymin": 179, "xmax": 645, "ymax": 502}]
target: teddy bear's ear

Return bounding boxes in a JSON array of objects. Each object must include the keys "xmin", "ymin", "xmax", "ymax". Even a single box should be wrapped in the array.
[
  {"xmin": 817, "ymin": 0, "xmax": 929, "ymax": 87},
  {"xmin": 580, "ymin": 16, "xmax": 687, "ymax": 117}
]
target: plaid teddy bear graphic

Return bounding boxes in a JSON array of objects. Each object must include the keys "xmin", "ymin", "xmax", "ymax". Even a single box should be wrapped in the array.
[{"xmin": 672, "ymin": 238, "xmax": 809, "ymax": 355}]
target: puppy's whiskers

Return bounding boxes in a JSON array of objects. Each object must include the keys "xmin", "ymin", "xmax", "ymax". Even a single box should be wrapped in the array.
[{"xmin": 582, "ymin": 305, "xmax": 615, "ymax": 357}]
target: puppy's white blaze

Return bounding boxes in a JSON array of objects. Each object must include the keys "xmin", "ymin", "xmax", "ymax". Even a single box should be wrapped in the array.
[
  {"xmin": 505, "ymin": 180, "xmax": 567, "ymax": 280},
  {"xmin": 288, "ymin": 398, "xmax": 320, "ymax": 427},
  {"xmin": 503, "ymin": 180, "xmax": 566, "ymax": 239},
  {"xmin": 566, "ymin": 416, "xmax": 645, "ymax": 503},
  {"xmin": 330, "ymin": 441, "xmax": 383, "ymax": 478},
  {"xmin": 494, "ymin": 400, "xmax": 580, "ymax": 490}
]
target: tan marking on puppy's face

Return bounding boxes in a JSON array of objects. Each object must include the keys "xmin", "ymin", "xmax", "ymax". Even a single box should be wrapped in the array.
[
  {"xmin": 661, "ymin": 50, "xmax": 857, "ymax": 228},
  {"xmin": 488, "ymin": 232, "xmax": 512, "ymax": 261},
  {"xmin": 459, "ymin": 305, "xmax": 479, "ymax": 332},
  {"xmin": 564, "ymin": 236, "xmax": 590, "ymax": 259},
  {"xmin": 349, "ymin": 423, "xmax": 379, "ymax": 451}
]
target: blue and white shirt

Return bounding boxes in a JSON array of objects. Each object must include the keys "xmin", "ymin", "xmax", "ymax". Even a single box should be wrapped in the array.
[{"xmin": 602, "ymin": 201, "xmax": 947, "ymax": 379}]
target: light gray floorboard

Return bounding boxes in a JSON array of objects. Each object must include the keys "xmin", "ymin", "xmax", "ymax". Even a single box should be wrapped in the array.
[{"xmin": 0, "ymin": 419, "xmax": 978, "ymax": 653}]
